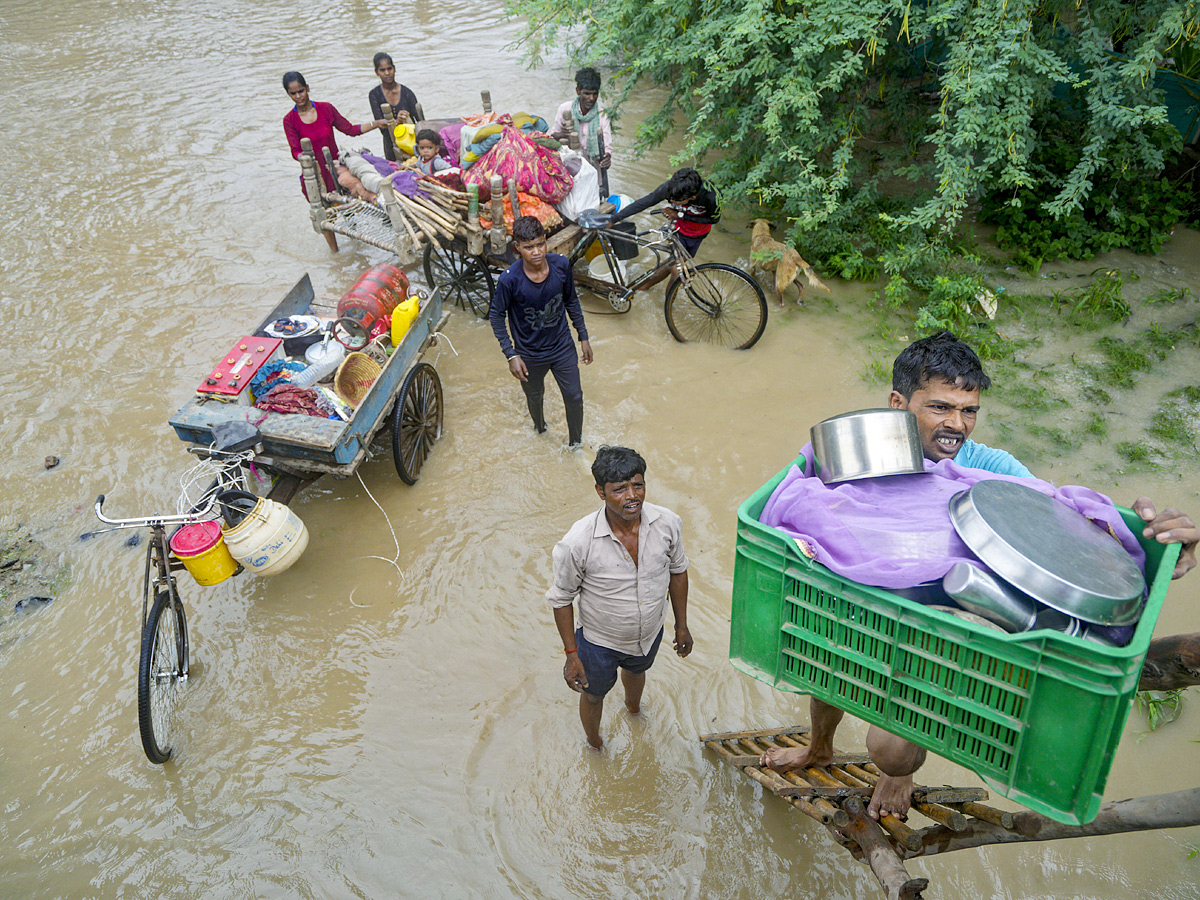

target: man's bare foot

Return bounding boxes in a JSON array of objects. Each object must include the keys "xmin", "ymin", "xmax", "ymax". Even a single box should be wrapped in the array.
[
  {"xmin": 759, "ymin": 744, "xmax": 831, "ymax": 772},
  {"xmin": 624, "ymin": 699, "xmax": 641, "ymax": 715},
  {"xmin": 586, "ymin": 734, "xmax": 603, "ymax": 750},
  {"xmin": 867, "ymin": 773, "xmax": 914, "ymax": 820}
]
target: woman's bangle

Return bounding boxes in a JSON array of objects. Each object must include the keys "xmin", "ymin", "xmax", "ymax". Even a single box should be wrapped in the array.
[{"xmin": 564, "ymin": 647, "xmax": 577, "ymax": 654}]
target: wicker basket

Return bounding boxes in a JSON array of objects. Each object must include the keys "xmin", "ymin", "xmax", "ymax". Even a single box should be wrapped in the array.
[{"xmin": 334, "ymin": 352, "xmax": 382, "ymax": 409}]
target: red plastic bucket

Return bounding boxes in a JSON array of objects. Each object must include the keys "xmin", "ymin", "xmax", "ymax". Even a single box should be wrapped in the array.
[{"xmin": 169, "ymin": 521, "xmax": 238, "ymax": 586}]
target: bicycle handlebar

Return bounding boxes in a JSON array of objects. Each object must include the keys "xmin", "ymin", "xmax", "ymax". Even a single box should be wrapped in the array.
[{"xmin": 94, "ymin": 491, "xmax": 222, "ymax": 529}]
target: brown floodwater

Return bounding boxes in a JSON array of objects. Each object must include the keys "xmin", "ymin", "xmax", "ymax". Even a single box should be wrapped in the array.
[{"xmin": 1, "ymin": 1, "xmax": 1198, "ymax": 897}]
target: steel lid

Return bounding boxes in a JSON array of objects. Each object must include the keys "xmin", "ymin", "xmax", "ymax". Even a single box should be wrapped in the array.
[{"xmin": 948, "ymin": 479, "xmax": 1145, "ymax": 626}]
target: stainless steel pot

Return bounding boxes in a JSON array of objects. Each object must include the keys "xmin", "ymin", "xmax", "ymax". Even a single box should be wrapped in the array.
[
  {"xmin": 942, "ymin": 562, "xmax": 1039, "ymax": 632},
  {"xmin": 948, "ymin": 480, "xmax": 1144, "ymax": 626},
  {"xmin": 810, "ymin": 408, "xmax": 927, "ymax": 484}
]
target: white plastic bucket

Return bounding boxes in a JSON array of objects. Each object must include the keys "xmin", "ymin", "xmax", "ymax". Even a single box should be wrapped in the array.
[
  {"xmin": 220, "ymin": 497, "xmax": 309, "ymax": 577},
  {"xmin": 588, "ymin": 255, "xmax": 627, "ymax": 282}
]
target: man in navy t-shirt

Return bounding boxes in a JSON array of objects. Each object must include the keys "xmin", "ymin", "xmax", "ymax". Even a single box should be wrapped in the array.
[{"xmin": 489, "ymin": 216, "xmax": 593, "ymax": 447}]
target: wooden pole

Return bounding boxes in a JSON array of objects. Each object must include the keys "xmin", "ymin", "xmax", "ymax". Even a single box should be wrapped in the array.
[
  {"xmin": 489, "ymin": 175, "xmax": 505, "ymax": 255},
  {"xmin": 397, "ymin": 196, "xmax": 455, "ymax": 240},
  {"xmin": 561, "ymin": 108, "xmax": 580, "ymax": 151},
  {"xmin": 481, "ymin": 90, "xmax": 492, "ymax": 114},
  {"xmin": 700, "ymin": 739, "xmax": 835, "ymax": 830},
  {"xmin": 378, "ymin": 179, "xmax": 419, "ymax": 251},
  {"xmin": 508, "ymin": 179, "xmax": 522, "ymax": 220},
  {"xmin": 1140, "ymin": 632, "xmax": 1200, "ymax": 690},
  {"xmin": 913, "ymin": 787, "xmax": 1200, "ymax": 857},
  {"xmin": 945, "ymin": 801, "xmax": 1014, "ymax": 830},
  {"xmin": 840, "ymin": 797, "xmax": 930, "ymax": 900},
  {"xmin": 299, "ymin": 139, "xmax": 337, "ymax": 252}
]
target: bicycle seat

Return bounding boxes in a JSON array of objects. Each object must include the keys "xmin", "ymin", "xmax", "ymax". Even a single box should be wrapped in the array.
[
  {"xmin": 577, "ymin": 209, "xmax": 613, "ymax": 230},
  {"xmin": 210, "ymin": 420, "xmax": 262, "ymax": 454}
]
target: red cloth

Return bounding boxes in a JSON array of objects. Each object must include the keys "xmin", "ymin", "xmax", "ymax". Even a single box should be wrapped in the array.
[
  {"xmin": 283, "ymin": 101, "xmax": 364, "ymax": 195},
  {"xmin": 676, "ymin": 219, "xmax": 712, "ymax": 238},
  {"xmin": 462, "ymin": 126, "xmax": 573, "ymax": 204}
]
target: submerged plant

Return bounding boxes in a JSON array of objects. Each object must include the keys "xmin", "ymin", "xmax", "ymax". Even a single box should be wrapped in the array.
[
  {"xmin": 1066, "ymin": 270, "xmax": 1131, "ymax": 326},
  {"xmin": 1135, "ymin": 689, "xmax": 1188, "ymax": 731}
]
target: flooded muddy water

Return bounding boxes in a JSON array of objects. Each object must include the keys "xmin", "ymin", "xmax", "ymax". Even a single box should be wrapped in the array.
[{"xmin": 1, "ymin": 1, "xmax": 1198, "ymax": 897}]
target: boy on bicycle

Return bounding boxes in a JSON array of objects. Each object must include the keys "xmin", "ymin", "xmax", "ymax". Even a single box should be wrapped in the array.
[{"xmin": 608, "ymin": 168, "xmax": 720, "ymax": 257}]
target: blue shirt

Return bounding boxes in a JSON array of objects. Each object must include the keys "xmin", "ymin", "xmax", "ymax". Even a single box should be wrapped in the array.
[
  {"xmin": 489, "ymin": 254, "xmax": 589, "ymax": 361},
  {"xmin": 954, "ymin": 439, "xmax": 1033, "ymax": 478}
]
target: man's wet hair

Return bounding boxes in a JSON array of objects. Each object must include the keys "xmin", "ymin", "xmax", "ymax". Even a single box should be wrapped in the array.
[
  {"xmin": 415, "ymin": 129, "xmax": 441, "ymax": 147},
  {"xmin": 282, "ymin": 71, "xmax": 307, "ymax": 90},
  {"xmin": 575, "ymin": 68, "xmax": 602, "ymax": 92},
  {"xmin": 512, "ymin": 216, "xmax": 546, "ymax": 244},
  {"xmin": 892, "ymin": 331, "xmax": 992, "ymax": 398},
  {"xmin": 666, "ymin": 168, "xmax": 703, "ymax": 202},
  {"xmin": 373, "ymin": 52, "xmax": 394, "ymax": 70},
  {"xmin": 592, "ymin": 445, "xmax": 646, "ymax": 487}
]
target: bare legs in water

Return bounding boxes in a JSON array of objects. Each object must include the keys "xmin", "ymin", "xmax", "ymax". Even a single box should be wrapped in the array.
[{"xmin": 757, "ymin": 697, "xmax": 926, "ymax": 820}]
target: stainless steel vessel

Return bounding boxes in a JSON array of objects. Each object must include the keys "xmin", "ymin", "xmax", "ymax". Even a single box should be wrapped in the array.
[
  {"xmin": 810, "ymin": 408, "xmax": 927, "ymax": 484},
  {"xmin": 948, "ymin": 480, "xmax": 1144, "ymax": 626},
  {"xmin": 942, "ymin": 561, "xmax": 1039, "ymax": 632}
]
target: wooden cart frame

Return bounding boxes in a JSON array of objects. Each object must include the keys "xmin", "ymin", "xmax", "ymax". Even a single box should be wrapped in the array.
[{"xmin": 169, "ymin": 274, "xmax": 449, "ymax": 494}]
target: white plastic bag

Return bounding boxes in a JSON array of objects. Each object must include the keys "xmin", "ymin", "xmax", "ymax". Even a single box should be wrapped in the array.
[{"xmin": 555, "ymin": 148, "xmax": 601, "ymax": 222}]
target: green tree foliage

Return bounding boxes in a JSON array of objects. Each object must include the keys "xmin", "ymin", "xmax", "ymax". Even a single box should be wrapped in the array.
[{"xmin": 510, "ymin": 0, "xmax": 1198, "ymax": 260}]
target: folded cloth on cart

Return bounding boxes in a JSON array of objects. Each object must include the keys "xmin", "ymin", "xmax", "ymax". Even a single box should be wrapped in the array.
[
  {"xmin": 478, "ymin": 191, "xmax": 563, "ymax": 234},
  {"xmin": 760, "ymin": 443, "xmax": 1145, "ymax": 591},
  {"xmin": 339, "ymin": 150, "xmax": 432, "ymax": 201},
  {"xmin": 253, "ymin": 383, "xmax": 338, "ymax": 418},
  {"xmin": 459, "ymin": 113, "xmax": 552, "ymax": 167},
  {"xmin": 463, "ymin": 125, "xmax": 573, "ymax": 203}
]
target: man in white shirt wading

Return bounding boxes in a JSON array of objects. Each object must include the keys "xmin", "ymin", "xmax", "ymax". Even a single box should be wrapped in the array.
[{"xmin": 547, "ymin": 445, "xmax": 693, "ymax": 749}]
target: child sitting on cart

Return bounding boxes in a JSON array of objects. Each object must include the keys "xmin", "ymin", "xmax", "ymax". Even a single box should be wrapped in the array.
[{"xmin": 413, "ymin": 129, "xmax": 452, "ymax": 175}]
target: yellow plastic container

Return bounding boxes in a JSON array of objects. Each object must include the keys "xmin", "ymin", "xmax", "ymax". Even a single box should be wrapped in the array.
[
  {"xmin": 169, "ymin": 521, "xmax": 238, "ymax": 586},
  {"xmin": 221, "ymin": 497, "xmax": 309, "ymax": 577},
  {"xmin": 391, "ymin": 295, "xmax": 420, "ymax": 346}
]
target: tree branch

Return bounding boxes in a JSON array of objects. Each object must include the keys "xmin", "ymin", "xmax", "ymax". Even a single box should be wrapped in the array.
[
  {"xmin": 912, "ymin": 787, "xmax": 1200, "ymax": 857},
  {"xmin": 1139, "ymin": 633, "xmax": 1200, "ymax": 691},
  {"xmin": 839, "ymin": 797, "xmax": 929, "ymax": 900}
]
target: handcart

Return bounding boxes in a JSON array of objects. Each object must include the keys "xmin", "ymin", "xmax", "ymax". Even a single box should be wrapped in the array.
[{"xmin": 94, "ymin": 274, "xmax": 449, "ymax": 764}]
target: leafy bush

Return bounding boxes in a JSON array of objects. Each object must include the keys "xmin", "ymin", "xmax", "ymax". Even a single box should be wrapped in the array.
[{"xmin": 980, "ymin": 115, "xmax": 1188, "ymax": 267}]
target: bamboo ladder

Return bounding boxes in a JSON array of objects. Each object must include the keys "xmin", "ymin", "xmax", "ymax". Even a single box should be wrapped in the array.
[{"xmin": 702, "ymin": 715, "xmax": 1200, "ymax": 900}]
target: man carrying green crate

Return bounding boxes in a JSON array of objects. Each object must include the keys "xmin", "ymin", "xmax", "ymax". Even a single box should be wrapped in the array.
[
  {"xmin": 547, "ymin": 445, "xmax": 693, "ymax": 749},
  {"xmin": 760, "ymin": 331, "xmax": 1199, "ymax": 819}
]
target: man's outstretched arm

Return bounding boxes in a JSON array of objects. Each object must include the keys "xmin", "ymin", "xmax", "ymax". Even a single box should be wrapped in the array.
[{"xmin": 1133, "ymin": 498, "xmax": 1199, "ymax": 579}]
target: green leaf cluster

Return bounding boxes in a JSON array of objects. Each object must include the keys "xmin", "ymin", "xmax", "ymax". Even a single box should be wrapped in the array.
[{"xmin": 508, "ymin": 0, "xmax": 1199, "ymax": 259}]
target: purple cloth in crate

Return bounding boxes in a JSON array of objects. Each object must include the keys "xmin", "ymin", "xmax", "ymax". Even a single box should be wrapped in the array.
[{"xmin": 760, "ymin": 443, "xmax": 1146, "ymax": 592}]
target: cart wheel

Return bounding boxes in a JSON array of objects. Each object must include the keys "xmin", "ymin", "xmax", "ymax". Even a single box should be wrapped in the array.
[
  {"xmin": 392, "ymin": 362, "xmax": 443, "ymax": 484},
  {"xmin": 423, "ymin": 238, "xmax": 494, "ymax": 319}
]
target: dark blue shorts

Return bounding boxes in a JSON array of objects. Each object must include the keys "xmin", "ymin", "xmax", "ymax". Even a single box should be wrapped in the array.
[{"xmin": 576, "ymin": 626, "xmax": 663, "ymax": 697}]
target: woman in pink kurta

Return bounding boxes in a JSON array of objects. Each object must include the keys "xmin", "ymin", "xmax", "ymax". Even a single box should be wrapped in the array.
[{"xmin": 282, "ymin": 71, "xmax": 386, "ymax": 196}]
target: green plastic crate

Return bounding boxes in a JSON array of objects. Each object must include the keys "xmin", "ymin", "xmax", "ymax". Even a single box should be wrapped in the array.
[{"xmin": 729, "ymin": 458, "xmax": 1180, "ymax": 825}]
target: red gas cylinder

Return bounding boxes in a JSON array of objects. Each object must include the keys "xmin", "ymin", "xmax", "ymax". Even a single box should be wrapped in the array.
[{"xmin": 333, "ymin": 264, "xmax": 410, "ymax": 349}]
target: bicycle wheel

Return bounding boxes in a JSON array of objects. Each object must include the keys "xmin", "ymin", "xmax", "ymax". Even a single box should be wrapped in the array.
[
  {"xmin": 423, "ymin": 238, "xmax": 494, "ymax": 319},
  {"xmin": 138, "ymin": 589, "xmax": 188, "ymax": 764},
  {"xmin": 664, "ymin": 263, "xmax": 768, "ymax": 349},
  {"xmin": 391, "ymin": 362, "xmax": 444, "ymax": 484}
]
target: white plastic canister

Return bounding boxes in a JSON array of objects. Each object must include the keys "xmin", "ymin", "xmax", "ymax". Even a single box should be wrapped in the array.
[{"xmin": 220, "ymin": 497, "xmax": 309, "ymax": 576}]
